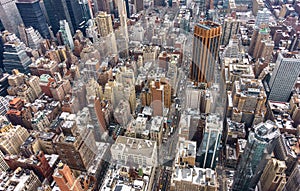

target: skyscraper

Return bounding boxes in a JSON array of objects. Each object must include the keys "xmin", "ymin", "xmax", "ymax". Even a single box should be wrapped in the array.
[
  {"xmin": 43, "ymin": 0, "xmax": 73, "ymax": 34},
  {"xmin": 16, "ymin": 0, "xmax": 50, "ymax": 38},
  {"xmin": 197, "ymin": 114, "xmax": 222, "ymax": 169},
  {"xmin": 94, "ymin": 11, "xmax": 113, "ymax": 37},
  {"xmin": 232, "ymin": 121, "xmax": 280, "ymax": 191},
  {"xmin": 65, "ymin": 0, "xmax": 91, "ymax": 33},
  {"xmin": 18, "ymin": 25, "xmax": 44, "ymax": 50},
  {"xmin": 0, "ymin": 0, "xmax": 24, "ymax": 35},
  {"xmin": 3, "ymin": 41, "xmax": 32, "ymax": 74},
  {"xmin": 191, "ymin": 21, "xmax": 221, "ymax": 85},
  {"xmin": 268, "ymin": 53, "xmax": 300, "ymax": 102},
  {"xmin": 57, "ymin": 20, "xmax": 74, "ymax": 50},
  {"xmin": 117, "ymin": 0, "xmax": 129, "ymax": 40}
]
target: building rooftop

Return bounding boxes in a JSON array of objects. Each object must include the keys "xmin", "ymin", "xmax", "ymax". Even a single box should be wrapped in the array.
[
  {"xmin": 268, "ymin": 101, "xmax": 294, "ymax": 130},
  {"xmin": 253, "ymin": 120, "xmax": 281, "ymax": 142},
  {"xmin": 100, "ymin": 164, "xmax": 153, "ymax": 191},
  {"xmin": 111, "ymin": 136, "xmax": 156, "ymax": 159},
  {"xmin": 0, "ymin": 168, "xmax": 39, "ymax": 191},
  {"xmin": 172, "ymin": 167, "xmax": 218, "ymax": 187}
]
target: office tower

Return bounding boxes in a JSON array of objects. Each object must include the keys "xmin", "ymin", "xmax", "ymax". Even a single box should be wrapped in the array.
[
  {"xmin": 154, "ymin": 0, "xmax": 166, "ymax": 6},
  {"xmin": 18, "ymin": 25, "xmax": 44, "ymax": 50},
  {"xmin": 197, "ymin": 114, "xmax": 222, "ymax": 169},
  {"xmin": 66, "ymin": 0, "xmax": 91, "ymax": 33},
  {"xmin": 0, "ymin": 168, "xmax": 41, "ymax": 190},
  {"xmin": 255, "ymin": 8, "xmax": 271, "ymax": 28},
  {"xmin": 117, "ymin": 0, "xmax": 128, "ymax": 40},
  {"xmin": 191, "ymin": 21, "xmax": 221, "ymax": 85},
  {"xmin": 57, "ymin": 20, "xmax": 74, "ymax": 50},
  {"xmin": 248, "ymin": 26, "xmax": 271, "ymax": 59},
  {"xmin": 54, "ymin": 127, "xmax": 96, "ymax": 171},
  {"xmin": 0, "ymin": 0, "xmax": 24, "ymax": 35},
  {"xmin": 0, "ymin": 124, "xmax": 30, "ymax": 155},
  {"xmin": 221, "ymin": 17, "xmax": 240, "ymax": 46},
  {"xmin": 16, "ymin": 0, "xmax": 50, "ymax": 38},
  {"xmin": 53, "ymin": 163, "xmax": 84, "ymax": 191},
  {"xmin": 94, "ymin": 11, "xmax": 113, "ymax": 37},
  {"xmin": 257, "ymin": 158, "xmax": 286, "ymax": 191},
  {"xmin": 285, "ymin": 165, "xmax": 300, "ymax": 191},
  {"xmin": 268, "ymin": 53, "xmax": 300, "ymax": 102},
  {"xmin": 134, "ymin": 0, "xmax": 143, "ymax": 12},
  {"xmin": 43, "ymin": 0, "xmax": 73, "ymax": 34},
  {"xmin": 3, "ymin": 41, "xmax": 32, "ymax": 74},
  {"xmin": 232, "ymin": 121, "xmax": 280, "ymax": 191}
]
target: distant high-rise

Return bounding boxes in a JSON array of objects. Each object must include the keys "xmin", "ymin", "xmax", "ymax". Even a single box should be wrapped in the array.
[
  {"xmin": 94, "ymin": 11, "xmax": 113, "ymax": 37},
  {"xmin": 57, "ymin": 20, "xmax": 74, "ymax": 50},
  {"xmin": 65, "ymin": 0, "xmax": 91, "ymax": 33},
  {"xmin": 117, "ymin": 0, "xmax": 129, "ymax": 40},
  {"xmin": 268, "ymin": 53, "xmax": 300, "ymax": 102},
  {"xmin": 16, "ymin": 0, "xmax": 50, "ymax": 38},
  {"xmin": 232, "ymin": 121, "xmax": 280, "ymax": 191},
  {"xmin": 191, "ymin": 21, "xmax": 221, "ymax": 85},
  {"xmin": 18, "ymin": 25, "xmax": 44, "ymax": 50},
  {"xmin": 0, "ymin": 0, "xmax": 24, "ymax": 35},
  {"xmin": 3, "ymin": 41, "xmax": 32, "ymax": 74},
  {"xmin": 43, "ymin": 0, "xmax": 73, "ymax": 34},
  {"xmin": 221, "ymin": 17, "xmax": 240, "ymax": 46}
]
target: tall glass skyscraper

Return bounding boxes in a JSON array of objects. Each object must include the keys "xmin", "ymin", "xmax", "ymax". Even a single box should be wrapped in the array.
[
  {"xmin": 43, "ymin": 0, "xmax": 73, "ymax": 34},
  {"xmin": 197, "ymin": 114, "xmax": 222, "ymax": 169},
  {"xmin": 232, "ymin": 121, "xmax": 280, "ymax": 191},
  {"xmin": 268, "ymin": 53, "xmax": 300, "ymax": 102},
  {"xmin": 16, "ymin": 0, "xmax": 50, "ymax": 38}
]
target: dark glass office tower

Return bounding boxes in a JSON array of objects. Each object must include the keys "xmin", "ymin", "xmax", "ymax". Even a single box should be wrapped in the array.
[
  {"xmin": 3, "ymin": 42, "xmax": 32, "ymax": 74},
  {"xmin": 43, "ymin": 0, "xmax": 74, "ymax": 35},
  {"xmin": 16, "ymin": 0, "xmax": 50, "ymax": 38},
  {"xmin": 66, "ymin": 0, "xmax": 90, "ymax": 33}
]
